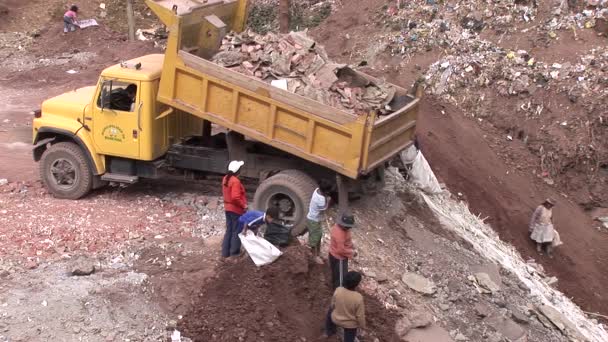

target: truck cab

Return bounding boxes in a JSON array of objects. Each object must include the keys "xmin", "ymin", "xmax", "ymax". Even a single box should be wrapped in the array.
[{"xmin": 33, "ymin": 54, "xmax": 201, "ymax": 197}]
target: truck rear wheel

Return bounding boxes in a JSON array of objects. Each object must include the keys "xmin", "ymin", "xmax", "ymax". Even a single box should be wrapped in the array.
[
  {"xmin": 40, "ymin": 142, "xmax": 93, "ymax": 199},
  {"xmin": 253, "ymin": 170, "xmax": 318, "ymax": 236}
]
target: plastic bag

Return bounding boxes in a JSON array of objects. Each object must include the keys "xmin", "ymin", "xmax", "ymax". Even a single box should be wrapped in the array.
[
  {"xmin": 238, "ymin": 231, "xmax": 283, "ymax": 266},
  {"xmin": 408, "ymin": 151, "xmax": 443, "ymax": 194}
]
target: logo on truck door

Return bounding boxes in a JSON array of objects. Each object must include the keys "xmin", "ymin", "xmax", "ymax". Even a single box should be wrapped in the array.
[{"xmin": 101, "ymin": 125, "xmax": 125, "ymax": 142}]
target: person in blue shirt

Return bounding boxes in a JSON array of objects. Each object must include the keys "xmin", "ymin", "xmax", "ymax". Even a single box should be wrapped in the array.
[{"xmin": 239, "ymin": 207, "xmax": 280, "ymax": 236}]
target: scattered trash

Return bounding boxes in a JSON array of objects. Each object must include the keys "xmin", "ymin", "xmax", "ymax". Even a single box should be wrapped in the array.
[
  {"xmin": 66, "ymin": 69, "xmax": 78, "ymax": 74},
  {"xmin": 270, "ymin": 79, "xmax": 288, "ymax": 90},
  {"xmin": 77, "ymin": 19, "xmax": 98, "ymax": 29}
]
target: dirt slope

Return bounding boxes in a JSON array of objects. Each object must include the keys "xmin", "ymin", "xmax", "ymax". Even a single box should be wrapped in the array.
[
  {"xmin": 417, "ymin": 98, "xmax": 608, "ymax": 316},
  {"xmin": 311, "ymin": 0, "xmax": 608, "ymax": 317}
]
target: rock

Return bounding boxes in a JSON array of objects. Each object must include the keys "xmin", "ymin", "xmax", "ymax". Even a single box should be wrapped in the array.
[
  {"xmin": 486, "ymin": 315, "xmax": 525, "ymax": 341},
  {"xmin": 409, "ymin": 311, "xmax": 434, "ymax": 328},
  {"xmin": 395, "ymin": 317, "xmax": 413, "ymax": 338},
  {"xmin": 439, "ymin": 303, "xmax": 450, "ymax": 311},
  {"xmin": 454, "ymin": 333, "xmax": 467, "ymax": 341},
  {"xmin": 395, "ymin": 311, "xmax": 434, "ymax": 338},
  {"xmin": 402, "ymin": 324, "xmax": 455, "ymax": 342},
  {"xmin": 509, "ymin": 307, "xmax": 530, "ymax": 325},
  {"xmin": 474, "ymin": 303, "xmax": 492, "ymax": 318},
  {"xmin": 70, "ymin": 257, "xmax": 96, "ymax": 276},
  {"xmin": 402, "ymin": 273, "xmax": 436, "ymax": 295},
  {"xmin": 474, "ymin": 273, "xmax": 500, "ymax": 293},
  {"xmin": 544, "ymin": 276, "xmax": 558, "ymax": 285},
  {"xmin": 376, "ymin": 274, "xmax": 389, "ymax": 283},
  {"xmin": 363, "ymin": 270, "xmax": 377, "ymax": 279},
  {"xmin": 25, "ymin": 259, "xmax": 38, "ymax": 270},
  {"xmin": 0, "ymin": 179, "xmax": 8, "ymax": 186},
  {"xmin": 536, "ymin": 305, "xmax": 586, "ymax": 341}
]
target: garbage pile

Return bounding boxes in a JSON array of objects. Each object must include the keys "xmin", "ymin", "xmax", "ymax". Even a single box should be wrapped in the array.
[
  {"xmin": 212, "ymin": 31, "xmax": 399, "ymax": 115},
  {"xmin": 543, "ymin": 1, "xmax": 608, "ymax": 35},
  {"xmin": 425, "ymin": 41, "xmax": 608, "ymax": 115},
  {"xmin": 380, "ymin": 0, "xmax": 539, "ymax": 58}
]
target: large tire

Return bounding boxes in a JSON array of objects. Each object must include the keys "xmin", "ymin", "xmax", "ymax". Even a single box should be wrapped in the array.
[
  {"xmin": 253, "ymin": 170, "xmax": 318, "ymax": 236},
  {"xmin": 39, "ymin": 142, "xmax": 93, "ymax": 199}
]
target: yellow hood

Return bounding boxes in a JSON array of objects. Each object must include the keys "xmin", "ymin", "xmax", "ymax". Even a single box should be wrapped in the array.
[{"xmin": 41, "ymin": 86, "xmax": 97, "ymax": 120}]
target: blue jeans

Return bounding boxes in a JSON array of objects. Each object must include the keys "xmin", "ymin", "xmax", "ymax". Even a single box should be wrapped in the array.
[
  {"xmin": 63, "ymin": 16, "xmax": 76, "ymax": 32},
  {"xmin": 222, "ymin": 211, "xmax": 242, "ymax": 257}
]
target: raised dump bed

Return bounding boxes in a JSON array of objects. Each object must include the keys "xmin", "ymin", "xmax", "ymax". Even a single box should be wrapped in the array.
[{"xmin": 147, "ymin": 0, "xmax": 419, "ymax": 179}]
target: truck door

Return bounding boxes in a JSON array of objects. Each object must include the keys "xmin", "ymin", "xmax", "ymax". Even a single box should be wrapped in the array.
[{"xmin": 92, "ymin": 79, "xmax": 141, "ymax": 159}]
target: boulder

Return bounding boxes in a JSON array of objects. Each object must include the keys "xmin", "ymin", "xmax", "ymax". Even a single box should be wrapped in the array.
[
  {"xmin": 402, "ymin": 273, "xmax": 436, "ymax": 295},
  {"xmin": 70, "ymin": 256, "xmax": 97, "ymax": 276}
]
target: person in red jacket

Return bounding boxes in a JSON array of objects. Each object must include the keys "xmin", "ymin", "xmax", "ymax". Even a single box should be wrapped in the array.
[
  {"xmin": 329, "ymin": 213, "xmax": 355, "ymax": 289},
  {"xmin": 222, "ymin": 160, "xmax": 247, "ymax": 258}
]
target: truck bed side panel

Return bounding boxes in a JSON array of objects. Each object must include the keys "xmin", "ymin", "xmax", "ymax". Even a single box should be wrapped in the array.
[{"xmin": 158, "ymin": 51, "xmax": 367, "ymax": 178}]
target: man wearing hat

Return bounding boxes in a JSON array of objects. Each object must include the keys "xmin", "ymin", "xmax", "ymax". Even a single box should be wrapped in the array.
[
  {"xmin": 329, "ymin": 213, "xmax": 356, "ymax": 289},
  {"xmin": 529, "ymin": 198, "xmax": 560, "ymax": 257}
]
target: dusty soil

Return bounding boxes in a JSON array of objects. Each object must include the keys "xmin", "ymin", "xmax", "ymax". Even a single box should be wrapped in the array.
[{"xmin": 178, "ymin": 245, "xmax": 399, "ymax": 342}]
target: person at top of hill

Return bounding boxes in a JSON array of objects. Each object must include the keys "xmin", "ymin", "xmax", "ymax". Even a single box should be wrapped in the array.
[
  {"xmin": 221, "ymin": 160, "xmax": 247, "ymax": 258},
  {"xmin": 63, "ymin": 5, "xmax": 79, "ymax": 34}
]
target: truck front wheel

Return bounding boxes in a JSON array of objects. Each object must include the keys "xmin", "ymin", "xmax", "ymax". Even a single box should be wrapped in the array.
[
  {"xmin": 253, "ymin": 170, "xmax": 318, "ymax": 236},
  {"xmin": 40, "ymin": 142, "xmax": 93, "ymax": 199}
]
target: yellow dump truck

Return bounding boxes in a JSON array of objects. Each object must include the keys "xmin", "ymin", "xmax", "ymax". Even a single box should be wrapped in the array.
[{"xmin": 32, "ymin": 0, "xmax": 419, "ymax": 231}]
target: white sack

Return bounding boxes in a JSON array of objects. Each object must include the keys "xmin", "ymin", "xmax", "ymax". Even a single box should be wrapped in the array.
[
  {"xmin": 238, "ymin": 231, "xmax": 282, "ymax": 266},
  {"xmin": 408, "ymin": 151, "xmax": 442, "ymax": 194}
]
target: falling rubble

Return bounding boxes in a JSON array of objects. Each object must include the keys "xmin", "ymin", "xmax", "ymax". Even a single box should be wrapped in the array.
[{"xmin": 212, "ymin": 30, "xmax": 399, "ymax": 115}]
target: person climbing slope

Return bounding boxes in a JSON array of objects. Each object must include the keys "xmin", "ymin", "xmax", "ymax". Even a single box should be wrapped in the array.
[{"xmin": 529, "ymin": 198, "xmax": 562, "ymax": 257}]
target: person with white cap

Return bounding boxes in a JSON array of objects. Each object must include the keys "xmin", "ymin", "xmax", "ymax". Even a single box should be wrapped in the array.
[{"xmin": 221, "ymin": 160, "xmax": 247, "ymax": 258}]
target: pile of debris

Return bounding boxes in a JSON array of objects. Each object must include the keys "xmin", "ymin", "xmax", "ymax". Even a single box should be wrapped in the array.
[
  {"xmin": 212, "ymin": 31, "xmax": 398, "ymax": 115},
  {"xmin": 543, "ymin": 1, "xmax": 608, "ymax": 35},
  {"xmin": 425, "ymin": 41, "xmax": 608, "ymax": 114},
  {"xmin": 379, "ymin": 0, "xmax": 540, "ymax": 58}
]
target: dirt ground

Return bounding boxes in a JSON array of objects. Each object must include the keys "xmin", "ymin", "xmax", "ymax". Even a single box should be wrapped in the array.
[
  {"xmin": 0, "ymin": 0, "xmax": 607, "ymax": 341},
  {"xmin": 177, "ymin": 245, "xmax": 399, "ymax": 342}
]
